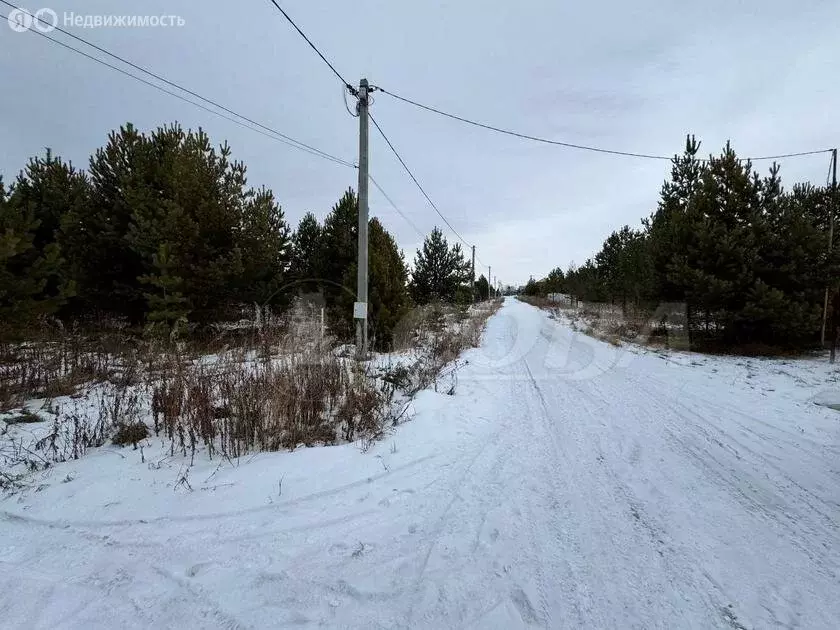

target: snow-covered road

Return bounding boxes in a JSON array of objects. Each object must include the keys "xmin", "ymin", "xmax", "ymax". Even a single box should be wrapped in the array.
[{"xmin": 3, "ymin": 297, "xmax": 840, "ymax": 628}]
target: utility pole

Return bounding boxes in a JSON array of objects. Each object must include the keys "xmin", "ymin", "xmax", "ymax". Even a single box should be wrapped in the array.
[
  {"xmin": 488, "ymin": 266, "xmax": 491, "ymax": 299},
  {"xmin": 471, "ymin": 245, "xmax": 476, "ymax": 302},
  {"xmin": 830, "ymin": 148, "xmax": 838, "ymax": 363},
  {"xmin": 354, "ymin": 78, "xmax": 370, "ymax": 360},
  {"xmin": 823, "ymin": 149, "xmax": 836, "ymax": 346}
]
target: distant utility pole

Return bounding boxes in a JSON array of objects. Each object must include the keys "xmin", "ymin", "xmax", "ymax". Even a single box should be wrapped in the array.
[
  {"xmin": 354, "ymin": 78, "xmax": 370, "ymax": 360},
  {"xmin": 488, "ymin": 266, "xmax": 491, "ymax": 299},
  {"xmin": 471, "ymin": 245, "xmax": 476, "ymax": 302}
]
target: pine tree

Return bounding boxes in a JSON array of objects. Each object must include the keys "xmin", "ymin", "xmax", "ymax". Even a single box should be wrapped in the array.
[
  {"xmin": 317, "ymin": 189, "xmax": 358, "ymax": 337},
  {"xmin": 523, "ymin": 278, "xmax": 542, "ymax": 296},
  {"xmin": 745, "ymin": 180, "xmax": 830, "ymax": 345},
  {"xmin": 475, "ymin": 274, "xmax": 490, "ymax": 301},
  {"xmin": 235, "ymin": 186, "xmax": 292, "ymax": 317},
  {"xmin": 644, "ymin": 135, "xmax": 703, "ymax": 302},
  {"xmin": 62, "ymin": 122, "xmax": 296, "ymax": 325},
  {"xmin": 67, "ymin": 123, "xmax": 148, "ymax": 320},
  {"xmin": 1, "ymin": 151, "xmax": 82, "ymax": 330},
  {"xmin": 0, "ymin": 177, "xmax": 66, "ymax": 335},
  {"xmin": 126, "ymin": 124, "xmax": 250, "ymax": 323},
  {"xmin": 674, "ymin": 143, "xmax": 762, "ymax": 342},
  {"xmin": 289, "ymin": 211, "xmax": 322, "ymax": 288},
  {"xmin": 317, "ymin": 189, "xmax": 358, "ymax": 291},
  {"xmin": 616, "ymin": 228, "xmax": 653, "ymax": 307},
  {"xmin": 340, "ymin": 218, "xmax": 410, "ymax": 348},
  {"xmin": 140, "ymin": 242, "xmax": 189, "ymax": 337},
  {"xmin": 367, "ymin": 218, "xmax": 409, "ymax": 347},
  {"xmin": 410, "ymin": 227, "xmax": 471, "ymax": 304},
  {"xmin": 544, "ymin": 267, "xmax": 565, "ymax": 294}
]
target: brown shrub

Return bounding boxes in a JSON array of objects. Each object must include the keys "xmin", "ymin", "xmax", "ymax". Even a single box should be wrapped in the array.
[{"xmin": 113, "ymin": 421, "xmax": 149, "ymax": 447}]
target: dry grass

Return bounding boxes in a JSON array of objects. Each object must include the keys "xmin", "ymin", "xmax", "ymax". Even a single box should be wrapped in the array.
[
  {"xmin": 0, "ymin": 336, "xmax": 126, "ymax": 411},
  {"xmin": 0, "ymin": 308, "xmax": 303, "ymax": 413},
  {"xmin": 1, "ymin": 298, "xmax": 504, "ymax": 482},
  {"xmin": 519, "ymin": 296, "xmax": 690, "ymax": 350},
  {"xmin": 145, "ymin": 323, "xmax": 397, "ymax": 460},
  {"xmin": 384, "ymin": 299, "xmax": 502, "ymax": 396}
]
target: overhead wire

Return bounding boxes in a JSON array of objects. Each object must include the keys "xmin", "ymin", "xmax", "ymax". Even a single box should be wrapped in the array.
[
  {"xmin": 368, "ymin": 174, "xmax": 425, "ymax": 240},
  {"xmin": 369, "ymin": 113, "xmax": 474, "ymax": 250},
  {"xmin": 343, "ymin": 84, "xmax": 359, "ymax": 118},
  {"xmin": 376, "ymin": 86, "xmax": 835, "ymax": 163},
  {"xmin": 264, "ymin": 0, "xmax": 355, "ymax": 93},
  {"xmin": 259, "ymin": 1, "xmax": 485, "ymax": 258},
  {"xmin": 0, "ymin": 3, "xmax": 355, "ymax": 168},
  {"xmin": 6, "ymin": 3, "xmax": 490, "ymax": 267},
  {"xmin": 261, "ymin": 2, "xmax": 471, "ymax": 251}
]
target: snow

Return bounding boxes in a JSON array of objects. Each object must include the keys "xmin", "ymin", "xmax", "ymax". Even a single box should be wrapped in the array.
[{"xmin": 2, "ymin": 297, "xmax": 840, "ymax": 628}]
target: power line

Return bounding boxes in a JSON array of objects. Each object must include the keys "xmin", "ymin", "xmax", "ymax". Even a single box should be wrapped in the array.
[
  {"xmin": 377, "ymin": 86, "xmax": 835, "ymax": 163},
  {"xmin": 257, "ymin": 7, "xmax": 488, "ymax": 266},
  {"xmin": 343, "ymin": 83, "xmax": 359, "ymax": 118},
  {"xmin": 377, "ymin": 87, "xmax": 669, "ymax": 160},
  {"xmin": 746, "ymin": 149, "xmax": 835, "ymax": 161},
  {"xmin": 1, "ymin": 5, "xmax": 355, "ymax": 168},
  {"xmin": 369, "ymin": 113, "xmax": 473, "ymax": 250},
  {"xmin": 265, "ymin": 0, "xmax": 354, "ymax": 93},
  {"xmin": 371, "ymin": 172, "xmax": 489, "ymax": 270},
  {"xmin": 368, "ymin": 174, "xmax": 425, "ymax": 240}
]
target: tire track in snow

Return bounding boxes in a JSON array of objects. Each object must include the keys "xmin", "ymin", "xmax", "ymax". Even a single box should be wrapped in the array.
[
  {"xmin": 405, "ymin": 373, "xmax": 520, "ymax": 626},
  {"xmin": 0, "ymin": 453, "xmax": 437, "ymax": 530},
  {"xmin": 555, "ymin": 316, "xmax": 836, "ymax": 627},
  {"xmin": 613, "ymin": 371, "xmax": 840, "ymax": 582},
  {"xmin": 518, "ymin": 357, "xmax": 597, "ymax": 628},
  {"xmin": 520, "ymin": 305, "xmax": 742, "ymax": 628}
]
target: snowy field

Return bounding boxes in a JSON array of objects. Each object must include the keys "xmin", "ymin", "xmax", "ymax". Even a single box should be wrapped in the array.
[{"xmin": 2, "ymin": 297, "xmax": 839, "ymax": 628}]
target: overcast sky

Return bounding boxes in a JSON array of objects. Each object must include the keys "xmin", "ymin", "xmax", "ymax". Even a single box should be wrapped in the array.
[{"xmin": 2, "ymin": 0, "xmax": 837, "ymax": 285}]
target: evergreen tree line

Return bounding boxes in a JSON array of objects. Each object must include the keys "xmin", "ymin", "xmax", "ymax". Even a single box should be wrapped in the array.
[
  {"xmin": 1, "ymin": 122, "xmax": 485, "ymax": 347},
  {"xmin": 525, "ymin": 136, "xmax": 839, "ymax": 349}
]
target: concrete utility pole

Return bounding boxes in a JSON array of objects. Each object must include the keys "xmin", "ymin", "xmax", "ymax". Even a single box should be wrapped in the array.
[
  {"xmin": 830, "ymin": 148, "xmax": 838, "ymax": 363},
  {"xmin": 823, "ymin": 149, "xmax": 837, "ymax": 347},
  {"xmin": 354, "ymin": 78, "xmax": 370, "ymax": 360},
  {"xmin": 471, "ymin": 245, "xmax": 476, "ymax": 302}
]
